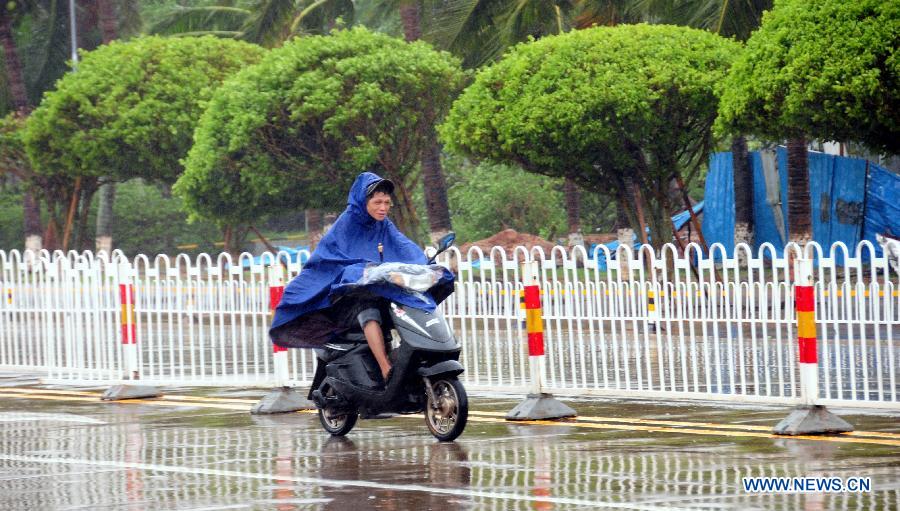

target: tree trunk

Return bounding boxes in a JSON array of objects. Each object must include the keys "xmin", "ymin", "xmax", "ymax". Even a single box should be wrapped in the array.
[
  {"xmin": 95, "ymin": 182, "xmax": 115, "ymax": 253},
  {"xmin": 398, "ymin": 1, "xmax": 453, "ymax": 245},
  {"xmin": 787, "ymin": 137, "xmax": 812, "ymax": 245},
  {"xmin": 96, "ymin": 0, "xmax": 118, "ymax": 43},
  {"xmin": 615, "ymin": 198, "xmax": 633, "ymax": 248},
  {"xmin": 75, "ymin": 180, "xmax": 97, "ymax": 251},
  {"xmin": 390, "ymin": 179, "xmax": 422, "ymax": 244},
  {"xmin": 23, "ymin": 192, "xmax": 42, "ymax": 253},
  {"xmin": 62, "ymin": 178, "xmax": 82, "ymax": 251},
  {"xmin": 422, "ymin": 136, "xmax": 452, "ymax": 244},
  {"xmin": 0, "ymin": 17, "xmax": 29, "ymax": 113},
  {"xmin": 564, "ymin": 176, "xmax": 583, "ymax": 247},
  {"xmin": 94, "ymin": 0, "xmax": 118, "ymax": 254},
  {"xmin": 399, "ymin": 0, "xmax": 421, "ymax": 42},
  {"xmin": 732, "ymin": 135, "xmax": 754, "ymax": 250},
  {"xmin": 1, "ymin": 16, "xmax": 43, "ymax": 251}
]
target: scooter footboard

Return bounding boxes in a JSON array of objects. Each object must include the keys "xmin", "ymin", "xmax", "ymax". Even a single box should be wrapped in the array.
[{"xmin": 417, "ymin": 360, "xmax": 464, "ymax": 379}]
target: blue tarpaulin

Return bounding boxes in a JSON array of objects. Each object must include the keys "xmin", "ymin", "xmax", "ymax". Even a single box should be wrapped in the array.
[
  {"xmin": 238, "ymin": 246, "xmax": 310, "ymax": 268},
  {"xmin": 862, "ymin": 164, "xmax": 900, "ymax": 246},
  {"xmin": 702, "ymin": 147, "xmax": 899, "ymax": 260},
  {"xmin": 591, "ymin": 201, "xmax": 703, "ymax": 269}
]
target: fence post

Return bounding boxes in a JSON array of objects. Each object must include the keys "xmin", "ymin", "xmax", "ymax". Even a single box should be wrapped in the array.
[
  {"xmin": 252, "ymin": 259, "xmax": 314, "ymax": 414},
  {"xmin": 102, "ymin": 260, "xmax": 160, "ymax": 401},
  {"xmin": 773, "ymin": 255, "xmax": 852, "ymax": 435},
  {"xmin": 506, "ymin": 260, "xmax": 576, "ymax": 421}
]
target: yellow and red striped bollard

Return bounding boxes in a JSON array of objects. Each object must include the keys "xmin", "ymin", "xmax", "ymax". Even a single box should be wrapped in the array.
[
  {"xmin": 506, "ymin": 260, "xmax": 576, "ymax": 420},
  {"xmin": 794, "ymin": 257, "xmax": 818, "ymax": 404},
  {"xmin": 772, "ymin": 254, "xmax": 853, "ymax": 434},
  {"xmin": 269, "ymin": 264, "xmax": 289, "ymax": 385},
  {"xmin": 118, "ymin": 262, "xmax": 139, "ymax": 379},
  {"xmin": 522, "ymin": 260, "xmax": 546, "ymax": 394}
]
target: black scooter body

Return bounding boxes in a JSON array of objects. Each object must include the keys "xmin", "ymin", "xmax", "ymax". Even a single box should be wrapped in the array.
[{"xmin": 310, "ymin": 301, "xmax": 463, "ymax": 418}]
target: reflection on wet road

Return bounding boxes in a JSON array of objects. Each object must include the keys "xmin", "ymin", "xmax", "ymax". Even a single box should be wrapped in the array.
[{"xmin": 0, "ymin": 379, "xmax": 898, "ymax": 510}]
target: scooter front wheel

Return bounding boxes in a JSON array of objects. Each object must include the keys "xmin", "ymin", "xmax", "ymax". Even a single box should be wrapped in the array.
[
  {"xmin": 318, "ymin": 386, "xmax": 358, "ymax": 436},
  {"xmin": 425, "ymin": 377, "xmax": 468, "ymax": 442}
]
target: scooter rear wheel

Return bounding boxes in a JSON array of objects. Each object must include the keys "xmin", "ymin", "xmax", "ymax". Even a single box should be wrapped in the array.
[
  {"xmin": 318, "ymin": 386, "xmax": 358, "ymax": 436},
  {"xmin": 425, "ymin": 377, "xmax": 468, "ymax": 442}
]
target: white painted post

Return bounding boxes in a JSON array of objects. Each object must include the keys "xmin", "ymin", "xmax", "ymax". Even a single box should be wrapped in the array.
[
  {"xmin": 772, "ymin": 254, "xmax": 852, "ymax": 434},
  {"xmin": 506, "ymin": 259, "xmax": 575, "ymax": 421},
  {"xmin": 523, "ymin": 260, "xmax": 545, "ymax": 396},
  {"xmin": 794, "ymin": 257, "xmax": 818, "ymax": 405},
  {"xmin": 269, "ymin": 263, "xmax": 289, "ymax": 387},
  {"xmin": 118, "ymin": 261, "xmax": 138, "ymax": 380}
]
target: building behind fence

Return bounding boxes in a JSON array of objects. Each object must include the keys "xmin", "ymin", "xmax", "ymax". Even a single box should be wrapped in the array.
[{"xmin": 1, "ymin": 241, "xmax": 897, "ymax": 409}]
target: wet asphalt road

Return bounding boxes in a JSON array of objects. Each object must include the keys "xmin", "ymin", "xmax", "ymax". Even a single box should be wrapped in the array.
[{"xmin": 0, "ymin": 372, "xmax": 899, "ymax": 510}]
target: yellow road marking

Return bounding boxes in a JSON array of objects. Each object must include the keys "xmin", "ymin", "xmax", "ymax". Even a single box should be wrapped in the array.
[
  {"xmin": 2, "ymin": 388, "xmax": 899, "ymax": 446},
  {"xmin": 0, "ymin": 392, "xmax": 245, "ymax": 411},
  {"xmin": 513, "ymin": 419, "xmax": 900, "ymax": 447},
  {"xmin": 470, "ymin": 410, "xmax": 900, "ymax": 440}
]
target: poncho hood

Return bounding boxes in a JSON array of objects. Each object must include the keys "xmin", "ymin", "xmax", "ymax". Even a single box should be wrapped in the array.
[{"xmin": 269, "ymin": 172, "xmax": 451, "ymax": 349}]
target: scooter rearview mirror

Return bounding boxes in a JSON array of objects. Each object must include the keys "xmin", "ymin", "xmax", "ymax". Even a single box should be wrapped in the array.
[{"xmin": 435, "ymin": 232, "xmax": 455, "ymax": 253}]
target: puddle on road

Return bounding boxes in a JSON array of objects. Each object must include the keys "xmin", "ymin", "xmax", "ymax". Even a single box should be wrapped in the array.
[{"xmin": 0, "ymin": 394, "xmax": 897, "ymax": 510}]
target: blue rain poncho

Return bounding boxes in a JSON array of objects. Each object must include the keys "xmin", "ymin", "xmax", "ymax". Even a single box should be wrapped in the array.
[{"xmin": 270, "ymin": 172, "xmax": 454, "ymax": 349}]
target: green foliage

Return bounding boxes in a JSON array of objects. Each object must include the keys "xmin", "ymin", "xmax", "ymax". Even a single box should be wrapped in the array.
[
  {"xmin": 175, "ymin": 26, "xmax": 466, "ymax": 231},
  {"xmin": 0, "ymin": 184, "xmax": 24, "ymax": 249},
  {"xmin": 149, "ymin": 0, "xmax": 355, "ymax": 46},
  {"xmin": 109, "ymin": 180, "xmax": 221, "ymax": 257},
  {"xmin": 439, "ymin": 23, "xmax": 739, "ymax": 246},
  {"xmin": 22, "ymin": 35, "xmax": 265, "ymax": 184},
  {"xmin": 717, "ymin": 0, "xmax": 900, "ymax": 155},
  {"xmin": 445, "ymin": 158, "xmax": 566, "ymax": 242}
]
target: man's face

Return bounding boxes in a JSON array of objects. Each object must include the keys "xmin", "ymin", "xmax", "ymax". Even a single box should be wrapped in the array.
[{"xmin": 366, "ymin": 192, "xmax": 392, "ymax": 222}]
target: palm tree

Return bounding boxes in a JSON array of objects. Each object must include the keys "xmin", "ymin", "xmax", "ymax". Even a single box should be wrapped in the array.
[
  {"xmin": 1, "ymin": 1, "xmax": 43, "ymax": 252},
  {"xmin": 149, "ymin": 0, "xmax": 354, "ymax": 46},
  {"xmin": 370, "ymin": 1, "xmax": 588, "ymax": 243},
  {"xmin": 92, "ymin": 0, "xmax": 119, "ymax": 254},
  {"xmin": 786, "ymin": 137, "xmax": 811, "ymax": 244},
  {"xmin": 635, "ymin": 0, "xmax": 772, "ymax": 249}
]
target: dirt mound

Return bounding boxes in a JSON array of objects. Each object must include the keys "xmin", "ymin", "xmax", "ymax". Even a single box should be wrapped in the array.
[
  {"xmin": 458, "ymin": 229, "xmax": 558, "ymax": 255},
  {"xmin": 583, "ymin": 233, "xmax": 617, "ymax": 245}
]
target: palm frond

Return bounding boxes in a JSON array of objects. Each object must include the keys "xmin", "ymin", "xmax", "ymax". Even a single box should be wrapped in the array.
[
  {"xmin": 572, "ymin": 0, "xmax": 644, "ymax": 28},
  {"xmin": 418, "ymin": 0, "xmax": 481, "ymax": 50},
  {"xmin": 240, "ymin": 0, "xmax": 297, "ymax": 47},
  {"xmin": 631, "ymin": 0, "xmax": 771, "ymax": 40},
  {"xmin": 289, "ymin": 0, "xmax": 354, "ymax": 36},
  {"xmin": 168, "ymin": 30, "xmax": 246, "ymax": 38},
  {"xmin": 354, "ymin": 0, "xmax": 402, "ymax": 36},
  {"xmin": 116, "ymin": 0, "xmax": 144, "ymax": 39},
  {"xmin": 22, "ymin": 0, "xmax": 71, "ymax": 103},
  {"xmin": 148, "ymin": 5, "xmax": 250, "ymax": 37}
]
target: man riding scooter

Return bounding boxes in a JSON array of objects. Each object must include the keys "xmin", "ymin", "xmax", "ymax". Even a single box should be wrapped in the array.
[
  {"xmin": 269, "ymin": 172, "xmax": 466, "ymax": 441},
  {"xmin": 269, "ymin": 173, "xmax": 429, "ymax": 376}
]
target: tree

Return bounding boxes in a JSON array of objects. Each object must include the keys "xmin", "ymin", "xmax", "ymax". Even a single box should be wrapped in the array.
[
  {"xmin": 635, "ymin": 0, "xmax": 773, "ymax": 250},
  {"xmin": 149, "ymin": 0, "xmax": 355, "ymax": 46},
  {"xmin": 0, "ymin": 111, "xmax": 82, "ymax": 251},
  {"xmin": 1, "ymin": 0, "xmax": 42, "ymax": 251},
  {"xmin": 175, "ymin": 27, "xmax": 466, "ymax": 251},
  {"xmin": 445, "ymin": 159, "xmax": 567, "ymax": 242},
  {"xmin": 93, "ymin": 0, "xmax": 121, "ymax": 254},
  {"xmin": 21, "ymin": 35, "xmax": 263, "ymax": 249},
  {"xmin": 717, "ymin": 0, "xmax": 900, "ymax": 243},
  {"xmin": 440, "ymin": 24, "xmax": 739, "ymax": 249}
]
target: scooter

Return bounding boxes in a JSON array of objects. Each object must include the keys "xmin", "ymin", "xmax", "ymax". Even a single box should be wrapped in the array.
[{"xmin": 309, "ymin": 233, "xmax": 467, "ymax": 442}]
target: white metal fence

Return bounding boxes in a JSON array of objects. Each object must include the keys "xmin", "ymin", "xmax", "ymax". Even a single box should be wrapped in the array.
[{"xmin": 1, "ymin": 241, "xmax": 897, "ymax": 409}]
